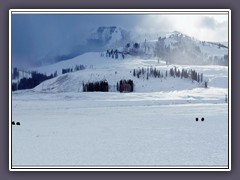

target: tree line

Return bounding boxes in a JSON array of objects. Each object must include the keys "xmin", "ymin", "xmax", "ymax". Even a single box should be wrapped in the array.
[
  {"xmin": 82, "ymin": 79, "xmax": 134, "ymax": 93},
  {"xmin": 82, "ymin": 80, "xmax": 109, "ymax": 92},
  {"xmin": 62, "ymin": 64, "xmax": 86, "ymax": 74},
  {"xmin": 132, "ymin": 66, "xmax": 207, "ymax": 87},
  {"xmin": 105, "ymin": 49, "xmax": 125, "ymax": 59},
  {"xmin": 117, "ymin": 79, "xmax": 134, "ymax": 92},
  {"xmin": 12, "ymin": 71, "xmax": 56, "ymax": 91}
]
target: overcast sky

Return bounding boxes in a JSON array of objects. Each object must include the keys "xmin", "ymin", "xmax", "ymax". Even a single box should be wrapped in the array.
[{"xmin": 12, "ymin": 13, "xmax": 228, "ymax": 68}]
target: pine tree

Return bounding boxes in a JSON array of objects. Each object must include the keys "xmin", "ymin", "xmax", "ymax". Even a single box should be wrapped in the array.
[{"xmin": 204, "ymin": 81, "xmax": 208, "ymax": 88}]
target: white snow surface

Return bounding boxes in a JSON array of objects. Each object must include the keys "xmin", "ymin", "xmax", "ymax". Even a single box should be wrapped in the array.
[{"xmin": 12, "ymin": 52, "xmax": 229, "ymax": 167}]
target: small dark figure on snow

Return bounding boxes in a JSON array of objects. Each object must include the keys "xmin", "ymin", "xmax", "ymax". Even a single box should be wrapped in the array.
[
  {"xmin": 106, "ymin": 50, "xmax": 110, "ymax": 57},
  {"xmin": 12, "ymin": 121, "xmax": 15, "ymax": 125},
  {"xmin": 110, "ymin": 49, "xmax": 114, "ymax": 56},
  {"xmin": 16, "ymin": 122, "xmax": 20, "ymax": 125}
]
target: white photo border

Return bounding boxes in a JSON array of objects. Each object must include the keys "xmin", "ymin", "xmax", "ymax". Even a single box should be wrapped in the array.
[{"xmin": 9, "ymin": 9, "xmax": 231, "ymax": 171}]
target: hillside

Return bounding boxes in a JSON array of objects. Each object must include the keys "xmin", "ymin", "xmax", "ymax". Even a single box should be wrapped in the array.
[
  {"xmin": 153, "ymin": 31, "xmax": 228, "ymax": 65},
  {"xmin": 26, "ymin": 52, "xmax": 227, "ymax": 95},
  {"xmin": 11, "ymin": 28, "xmax": 229, "ymax": 93}
]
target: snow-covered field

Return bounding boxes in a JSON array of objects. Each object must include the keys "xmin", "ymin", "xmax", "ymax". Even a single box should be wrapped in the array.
[
  {"xmin": 12, "ymin": 95, "xmax": 228, "ymax": 167},
  {"xmin": 11, "ymin": 53, "xmax": 229, "ymax": 168}
]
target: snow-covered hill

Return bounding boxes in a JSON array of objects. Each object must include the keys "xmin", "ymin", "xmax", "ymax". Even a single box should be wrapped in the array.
[
  {"xmin": 86, "ymin": 28, "xmax": 228, "ymax": 66},
  {"xmin": 12, "ymin": 27, "xmax": 229, "ymax": 94},
  {"xmin": 154, "ymin": 31, "xmax": 228, "ymax": 65},
  {"xmin": 165, "ymin": 31, "xmax": 228, "ymax": 57},
  {"xmin": 27, "ymin": 51, "xmax": 227, "ymax": 96}
]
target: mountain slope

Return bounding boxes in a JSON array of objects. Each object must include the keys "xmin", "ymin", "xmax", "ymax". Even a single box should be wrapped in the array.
[
  {"xmin": 35, "ymin": 27, "xmax": 228, "ymax": 67},
  {"xmin": 88, "ymin": 26, "xmax": 130, "ymax": 49},
  {"xmin": 154, "ymin": 31, "xmax": 228, "ymax": 65},
  {"xmin": 31, "ymin": 52, "xmax": 228, "ymax": 93}
]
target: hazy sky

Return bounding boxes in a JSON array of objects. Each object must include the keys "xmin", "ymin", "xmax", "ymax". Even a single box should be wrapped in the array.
[{"xmin": 11, "ymin": 12, "xmax": 228, "ymax": 68}]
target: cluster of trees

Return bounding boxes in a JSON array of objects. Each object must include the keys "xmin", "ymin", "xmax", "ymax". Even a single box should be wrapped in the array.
[
  {"xmin": 62, "ymin": 64, "xmax": 86, "ymax": 74},
  {"xmin": 154, "ymin": 34, "xmax": 228, "ymax": 66},
  {"xmin": 154, "ymin": 37, "xmax": 169, "ymax": 63},
  {"xmin": 62, "ymin": 68, "xmax": 72, "ymax": 74},
  {"xmin": 105, "ymin": 49, "xmax": 125, "ymax": 59},
  {"xmin": 207, "ymin": 55, "xmax": 228, "ymax": 66},
  {"xmin": 133, "ymin": 67, "xmax": 165, "ymax": 79},
  {"xmin": 12, "ymin": 71, "xmax": 55, "ymax": 91},
  {"xmin": 169, "ymin": 67, "xmax": 203, "ymax": 83},
  {"xmin": 82, "ymin": 79, "xmax": 134, "ymax": 93},
  {"xmin": 82, "ymin": 80, "xmax": 109, "ymax": 92},
  {"xmin": 12, "ymin": 67, "xmax": 32, "ymax": 80},
  {"xmin": 132, "ymin": 66, "xmax": 207, "ymax": 87},
  {"xmin": 206, "ymin": 42, "xmax": 228, "ymax": 49},
  {"xmin": 123, "ymin": 42, "xmax": 143, "ymax": 56},
  {"xmin": 155, "ymin": 36, "xmax": 204, "ymax": 65},
  {"xmin": 75, "ymin": 65, "xmax": 85, "ymax": 71},
  {"xmin": 117, "ymin": 79, "xmax": 134, "ymax": 92}
]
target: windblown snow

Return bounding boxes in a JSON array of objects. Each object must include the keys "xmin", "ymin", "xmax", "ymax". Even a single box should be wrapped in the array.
[{"xmin": 12, "ymin": 52, "xmax": 229, "ymax": 168}]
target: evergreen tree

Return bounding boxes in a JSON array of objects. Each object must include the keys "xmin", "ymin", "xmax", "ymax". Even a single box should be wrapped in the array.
[
  {"xmin": 204, "ymin": 81, "xmax": 208, "ymax": 88},
  {"xmin": 13, "ymin": 67, "xmax": 19, "ymax": 79}
]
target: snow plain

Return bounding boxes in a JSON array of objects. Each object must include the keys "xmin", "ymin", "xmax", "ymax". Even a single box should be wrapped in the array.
[{"xmin": 11, "ymin": 53, "xmax": 229, "ymax": 168}]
